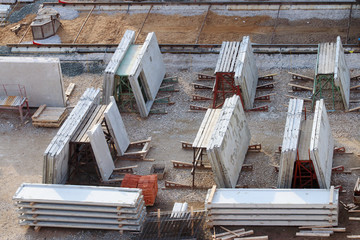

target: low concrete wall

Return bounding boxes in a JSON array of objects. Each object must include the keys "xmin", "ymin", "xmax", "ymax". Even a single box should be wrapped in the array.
[{"xmin": 0, "ymin": 57, "xmax": 65, "ymax": 107}]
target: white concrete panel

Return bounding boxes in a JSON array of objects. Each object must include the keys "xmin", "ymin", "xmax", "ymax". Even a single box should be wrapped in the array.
[
  {"xmin": 0, "ymin": 57, "xmax": 65, "ymax": 107},
  {"xmin": 104, "ymin": 96, "xmax": 130, "ymax": 156},
  {"xmin": 207, "ymin": 95, "xmax": 251, "ymax": 188},
  {"xmin": 129, "ymin": 32, "xmax": 165, "ymax": 117},
  {"xmin": 334, "ymin": 36, "xmax": 350, "ymax": 110},
  {"xmin": 317, "ymin": 42, "xmax": 336, "ymax": 75},
  {"xmin": 87, "ymin": 123, "xmax": 114, "ymax": 182},
  {"xmin": 310, "ymin": 99, "xmax": 334, "ymax": 189}
]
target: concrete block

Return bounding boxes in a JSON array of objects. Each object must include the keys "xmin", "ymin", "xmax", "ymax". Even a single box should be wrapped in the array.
[{"xmin": 0, "ymin": 57, "xmax": 65, "ymax": 107}]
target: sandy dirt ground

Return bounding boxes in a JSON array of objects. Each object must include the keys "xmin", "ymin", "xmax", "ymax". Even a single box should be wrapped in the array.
[{"xmin": 1, "ymin": 10, "xmax": 360, "ymax": 45}]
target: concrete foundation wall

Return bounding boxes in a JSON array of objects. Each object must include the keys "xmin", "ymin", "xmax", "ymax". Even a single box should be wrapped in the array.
[
  {"xmin": 310, "ymin": 99, "xmax": 334, "ymax": 189},
  {"xmin": 0, "ymin": 57, "xmax": 65, "ymax": 107},
  {"xmin": 129, "ymin": 32, "xmax": 165, "ymax": 117},
  {"xmin": 235, "ymin": 36, "xmax": 258, "ymax": 110},
  {"xmin": 207, "ymin": 95, "xmax": 251, "ymax": 188},
  {"xmin": 334, "ymin": 36, "xmax": 350, "ymax": 110}
]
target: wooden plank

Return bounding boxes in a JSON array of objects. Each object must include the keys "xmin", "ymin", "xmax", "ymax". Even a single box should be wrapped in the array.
[
  {"xmin": 234, "ymin": 237, "xmax": 268, "ymax": 240},
  {"xmin": 215, "ymin": 228, "xmax": 245, "ymax": 238},
  {"xmin": 220, "ymin": 226, "xmax": 242, "ymax": 238},
  {"xmin": 312, "ymin": 228, "xmax": 346, "ymax": 232},
  {"xmin": 285, "ymin": 94, "xmax": 312, "ymax": 102},
  {"xmin": 349, "ymin": 217, "xmax": 360, "ymax": 221},
  {"xmin": 32, "ymin": 104, "xmax": 46, "ymax": 119},
  {"xmin": 329, "ymin": 186, "xmax": 334, "ymax": 205},
  {"xmin": 296, "ymin": 232, "xmax": 330, "ymax": 237},
  {"xmin": 207, "ymin": 185, "xmax": 217, "ymax": 205},
  {"xmin": 350, "ymin": 84, "xmax": 360, "ymax": 90},
  {"xmin": 288, "ymin": 83, "xmax": 313, "ymax": 91},
  {"xmin": 347, "ymin": 235, "xmax": 360, "ymax": 239},
  {"xmin": 288, "ymin": 71, "xmax": 313, "ymax": 81},
  {"xmin": 65, "ymin": 83, "xmax": 75, "ymax": 96}
]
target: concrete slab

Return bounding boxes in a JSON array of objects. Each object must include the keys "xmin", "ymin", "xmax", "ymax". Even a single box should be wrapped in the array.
[
  {"xmin": 0, "ymin": 57, "xmax": 65, "ymax": 107},
  {"xmin": 104, "ymin": 96, "xmax": 130, "ymax": 156},
  {"xmin": 334, "ymin": 36, "xmax": 350, "ymax": 110},
  {"xmin": 87, "ymin": 123, "xmax": 114, "ymax": 182}
]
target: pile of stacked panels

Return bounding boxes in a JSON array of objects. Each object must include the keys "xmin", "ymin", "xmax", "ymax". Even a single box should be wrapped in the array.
[
  {"xmin": 13, "ymin": 183, "xmax": 146, "ymax": 232},
  {"xmin": 121, "ymin": 174, "xmax": 158, "ymax": 206},
  {"xmin": 0, "ymin": 5, "xmax": 10, "ymax": 22},
  {"xmin": 205, "ymin": 187, "xmax": 339, "ymax": 227},
  {"xmin": 43, "ymin": 88, "xmax": 100, "ymax": 184}
]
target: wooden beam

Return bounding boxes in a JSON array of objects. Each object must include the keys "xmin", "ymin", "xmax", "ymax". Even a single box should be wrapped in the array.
[
  {"xmin": 296, "ymin": 232, "xmax": 330, "ymax": 237},
  {"xmin": 32, "ymin": 104, "xmax": 46, "ymax": 119},
  {"xmin": 349, "ymin": 217, "xmax": 360, "ymax": 221},
  {"xmin": 207, "ymin": 185, "xmax": 216, "ymax": 204},
  {"xmin": 288, "ymin": 83, "xmax": 313, "ymax": 91},
  {"xmin": 347, "ymin": 236, "xmax": 360, "ymax": 239},
  {"xmin": 65, "ymin": 83, "xmax": 76, "ymax": 96},
  {"xmin": 288, "ymin": 71, "xmax": 313, "ymax": 81},
  {"xmin": 234, "ymin": 237, "xmax": 268, "ymax": 240},
  {"xmin": 73, "ymin": 6, "xmax": 95, "ymax": 44},
  {"xmin": 312, "ymin": 228, "xmax": 346, "ymax": 232},
  {"xmin": 135, "ymin": 5, "xmax": 153, "ymax": 42},
  {"xmin": 195, "ymin": 5, "xmax": 211, "ymax": 44}
]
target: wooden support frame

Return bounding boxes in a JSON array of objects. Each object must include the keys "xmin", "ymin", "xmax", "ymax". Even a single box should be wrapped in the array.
[
  {"xmin": 119, "ymin": 137, "xmax": 153, "ymax": 161},
  {"xmin": 198, "ymin": 73, "xmax": 215, "ymax": 81}
]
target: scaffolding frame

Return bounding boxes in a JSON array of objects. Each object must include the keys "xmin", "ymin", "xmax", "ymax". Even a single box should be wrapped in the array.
[
  {"xmin": 292, "ymin": 150, "xmax": 319, "ymax": 188},
  {"xmin": 312, "ymin": 74, "xmax": 342, "ymax": 111},
  {"xmin": 212, "ymin": 72, "xmax": 243, "ymax": 109}
]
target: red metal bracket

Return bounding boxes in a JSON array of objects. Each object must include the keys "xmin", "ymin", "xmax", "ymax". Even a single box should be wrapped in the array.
[
  {"xmin": 257, "ymin": 83, "xmax": 274, "ymax": 90},
  {"xmin": 242, "ymin": 164, "xmax": 253, "ymax": 171},
  {"xmin": 334, "ymin": 147, "xmax": 346, "ymax": 154},
  {"xmin": 190, "ymin": 105, "xmax": 208, "ymax": 111},
  {"xmin": 193, "ymin": 83, "xmax": 212, "ymax": 90},
  {"xmin": 248, "ymin": 144, "xmax": 261, "ymax": 152},
  {"xmin": 334, "ymin": 185, "xmax": 343, "ymax": 192},
  {"xmin": 254, "ymin": 94, "xmax": 272, "ymax": 102},
  {"xmin": 198, "ymin": 74, "xmax": 215, "ymax": 81},
  {"xmin": 332, "ymin": 165, "xmax": 345, "ymax": 173},
  {"xmin": 192, "ymin": 95, "xmax": 212, "ymax": 101},
  {"xmin": 180, "ymin": 141, "xmax": 192, "ymax": 149},
  {"xmin": 258, "ymin": 75, "xmax": 274, "ymax": 81},
  {"xmin": 248, "ymin": 105, "xmax": 268, "ymax": 112}
]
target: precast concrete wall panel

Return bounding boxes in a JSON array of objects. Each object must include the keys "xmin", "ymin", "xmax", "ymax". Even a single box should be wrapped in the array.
[
  {"xmin": 207, "ymin": 95, "xmax": 251, "ymax": 188},
  {"xmin": 310, "ymin": 99, "xmax": 334, "ymax": 189},
  {"xmin": 334, "ymin": 36, "xmax": 350, "ymax": 110},
  {"xmin": 103, "ymin": 30, "xmax": 135, "ymax": 104},
  {"xmin": 0, "ymin": 57, "xmax": 65, "ymax": 107},
  {"xmin": 317, "ymin": 42, "xmax": 336, "ymax": 75}
]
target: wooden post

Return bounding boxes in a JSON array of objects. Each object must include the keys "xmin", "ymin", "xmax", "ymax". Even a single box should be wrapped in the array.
[
  {"xmin": 157, "ymin": 208, "xmax": 161, "ymax": 238},
  {"xmin": 73, "ymin": 6, "xmax": 95, "ymax": 43}
]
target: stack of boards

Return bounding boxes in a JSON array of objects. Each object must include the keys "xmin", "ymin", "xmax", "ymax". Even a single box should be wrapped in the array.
[
  {"xmin": 205, "ymin": 187, "xmax": 339, "ymax": 227},
  {"xmin": 13, "ymin": 183, "xmax": 146, "ymax": 232},
  {"xmin": 32, "ymin": 105, "xmax": 68, "ymax": 128}
]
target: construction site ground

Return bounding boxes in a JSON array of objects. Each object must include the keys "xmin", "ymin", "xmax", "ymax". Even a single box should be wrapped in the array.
[{"xmin": 0, "ymin": 3, "xmax": 360, "ymax": 240}]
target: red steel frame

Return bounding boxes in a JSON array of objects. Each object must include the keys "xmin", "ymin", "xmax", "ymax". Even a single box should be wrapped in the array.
[
  {"xmin": 292, "ymin": 150, "xmax": 319, "ymax": 188},
  {"xmin": 212, "ymin": 72, "xmax": 244, "ymax": 109}
]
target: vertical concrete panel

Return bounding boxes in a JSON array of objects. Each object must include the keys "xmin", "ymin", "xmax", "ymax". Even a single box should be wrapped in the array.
[
  {"xmin": 0, "ymin": 57, "xmax": 65, "ymax": 107},
  {"xmin": 334, "ymin": 36, "xmax": 350, "ymax": 110}
]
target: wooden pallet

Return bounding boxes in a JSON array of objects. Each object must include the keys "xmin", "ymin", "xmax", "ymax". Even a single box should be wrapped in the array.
[{"xmin": 32, "ymin": 105, "xmax": 68, "ymax": 128}]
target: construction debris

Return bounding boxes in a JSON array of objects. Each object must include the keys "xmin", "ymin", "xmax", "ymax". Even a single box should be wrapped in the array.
[
  {"xmin": 103, "ymin": 29, "xmax": 165, "ymax": 117},
  {"xmin": 205, "ymin": 186, "xmax": 339, "ymax": 227},
  {"xmin": 13, "ymin": 183, "xmax": 146, "ymax": 232},
  {"xmin": 207, "ymin": 95, "xmax": 251, "ymax": 188},
  {"xmin": 32, "ymin": 105, "xmax": 68, "ymax": 128},
  {"xmin": 0, "ymin": 57, "xmax": 65, "ymax": 107}
]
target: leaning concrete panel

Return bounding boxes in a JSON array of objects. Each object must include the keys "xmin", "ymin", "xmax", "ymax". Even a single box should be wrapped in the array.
[
  {"xmin": 235, "ymin": 36, "xmax": 258, "ymax": 109},
  {"xmin": 317, "ymin": 42, "xmax": 336, "ymax": 75},
  {"xmin": 104, "ymin": 96, "xmax": 130, "ymax": 156},
  {"xmin": 103, "ymin": 30, "xmax": 135, "ymax": 105},
  {"xmin": 334, "ymin": 36, "xmax": 350, "ymax": 110},
  {"xmin": 87, "ymin": 123, "xmax": 115, "ymax": 182},
  {"xmin": 0, "ymin": 57, "xmax": 65, "ymax": 107},
  {"xmin": 310, "ymin": 99, "xmax": 334, "ymax": 189},
  {"xmin": 128, "ymin": 32, "xmax": 165, "ymax": 117},
  {"xmin": 277, "ymin": 99, "xmax": 303, "ymax": 188},
  {"xmin": 207, "ymin": 95, "xmax": 251, "ymax": 188}
]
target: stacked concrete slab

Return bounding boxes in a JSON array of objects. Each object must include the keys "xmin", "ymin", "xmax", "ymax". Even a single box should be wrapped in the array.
[
  {"xmin": 235, "ymin": 36, "xmax": 259, "ymax": 110},
  {"xmin": 103, "ymin": 30, "xmax": 135, "ymax": 105},
  {"xmin": 43, "ymin": 88, "xmax": 101, "ymax": 184},
  {"xmin": 0, "ymin": 5, "xmax": 10, "ymax": 22},
  {"xmin": 207, "ymin": 95, "xmax": 251, "ymax": 188},
  {"xmin": 0, "ymin": 57, "xmax": 65, "ymax": 107},
  {"xmin": 316, "ymin": 36, "xmax": 350, "ymax": 110},
  {"xmin": 13, "ymin": 183, "xmax": 146, "ymax": 232},
  {"xmin": 277, "ymin": 99, "xmax": 303, "ymax": 188},
  {"xmin": 310, "ymin": 99, "xmax": 334, "ymax": 189},
  {"xmin": 205, "ymin": 187, "xmax": 339, "ymax": 227},
  {"xmin": 0, "ymin": 0, "xmax": 16, "ymax": 4},
  {"xmin": 103, "ymin": 30, "xmax": 165, "ymax": 117}
]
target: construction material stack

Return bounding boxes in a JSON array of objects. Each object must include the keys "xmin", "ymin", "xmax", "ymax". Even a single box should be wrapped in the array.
[
  {"xmin": 205, "ymin": 187, "xmax": 339, "ymax": 227},
  {"xmin": 0, "ymin": 5, "xmax": 10, "ymax": 23},
  {"xmin": 13, "ymin": 183, "xmax": 146, "ymax": 232},
  {"xmin": 43, "ymin": 88, "xmax": 101, "ymax": 184},
  {"xmin": 207, "ymin": 95, "xmax": 251, "ymax": 188},
  {"xmin": 121, "ymin": 174, "xmax": 158, "ymax": 206}
]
